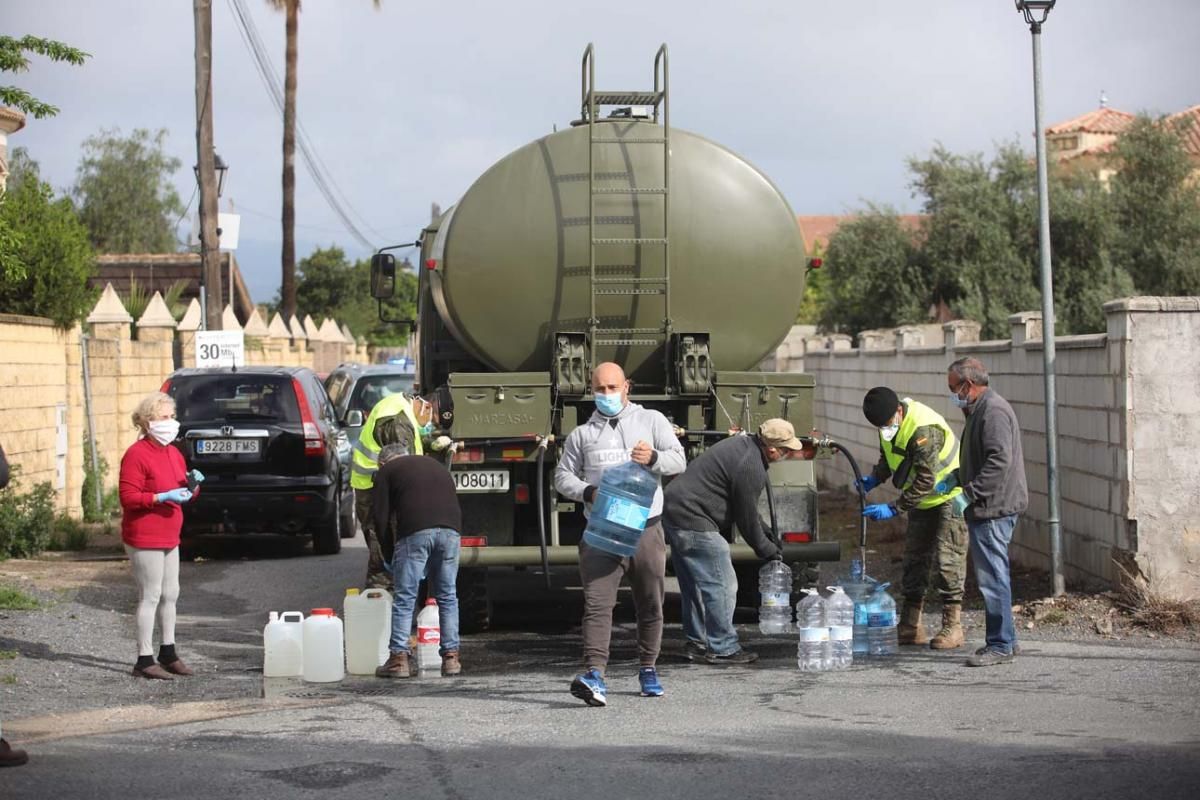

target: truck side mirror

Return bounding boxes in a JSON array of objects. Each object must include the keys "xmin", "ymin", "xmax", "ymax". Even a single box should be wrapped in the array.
[
  {"xmin": 345, "ymin": 409, "xmax": 364, "ymax": 427},
  {"xmin": 371, "ymin": 253, "xmax": 396, "ymax": 299}
]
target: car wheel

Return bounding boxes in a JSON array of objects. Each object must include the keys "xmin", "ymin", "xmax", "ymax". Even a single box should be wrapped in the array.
[
  {"xmin": 457, "ymin": 566, "xmax": 492, "ymax": 633},
  {"xmin": 312, "ymin": 491, "xmax": 343, "ymax": 555}
]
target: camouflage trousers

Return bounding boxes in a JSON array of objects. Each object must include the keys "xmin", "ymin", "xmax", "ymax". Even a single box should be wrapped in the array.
[
  {"xmin": 355, "ymin": 489, "xmax": 393, "ymax": 591},
  {"xmin": 901, "ymin": 502, "xmax": 968, "ymax": 604}
]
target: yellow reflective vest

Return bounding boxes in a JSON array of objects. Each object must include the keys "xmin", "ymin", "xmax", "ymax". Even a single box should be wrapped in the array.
[
  {"xmin": 350, "ymin": 393, "xmax": 424, "ymax": 490},
  {"xmin": 880, "ymin": 399, "xmax": 963, "ymax": 510}
]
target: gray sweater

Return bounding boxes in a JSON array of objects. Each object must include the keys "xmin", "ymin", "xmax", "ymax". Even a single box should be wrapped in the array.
[
  {"xmin": 663, "ymin": 434, "xmax": 781, "ymax": 560},
  {"xmin": 554, "ymin": 402, "xmax": 686, "ymax": 518},
  {"xmin": 959, "ymin": 388, "xmax": 1029, "ymax": 521}
]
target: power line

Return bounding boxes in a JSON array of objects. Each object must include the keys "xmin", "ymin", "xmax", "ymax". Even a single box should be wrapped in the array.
[{"xmin": 225, "ymin": 0, "xmax": 393, "ymax": 250}]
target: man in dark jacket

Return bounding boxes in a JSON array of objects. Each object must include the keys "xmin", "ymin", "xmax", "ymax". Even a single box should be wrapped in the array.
[
  {"xmin": 664, "ymin": 420, "xmax": 800, "ymax": 664},
  {"xmin": 946, "ymin": 357, "xmax": 1029, "ymax": 667}
]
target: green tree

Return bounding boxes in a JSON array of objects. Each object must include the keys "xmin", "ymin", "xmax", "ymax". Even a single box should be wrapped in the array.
[
  {"xmin": 818, "ymin": 205, "xmax": 926, "ymax": 334},
  {"xmin": 908, "ymin": 144, "xmax": 1040, "ymax": 339},
  {"xmin": 1108, "ymin": 114, "xmax": 1200, "ymax": 296},
  {"xmin": 0, "ymin": 35, "xmax": 89, "ymax": 119},
  {"xmin": 0, "ymin": 151, "xmax": 95, "ymax": 326},
  {"xmin": 291, "ymin": 245, "xmax": 415, "ymax": 346},
  {"xmin": 72, "ymin": 128, "xmax": 185, "ymax": 253}
]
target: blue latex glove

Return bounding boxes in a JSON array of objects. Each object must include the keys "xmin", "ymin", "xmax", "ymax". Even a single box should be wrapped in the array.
[
  {"xmin": 863, "ymin": 503, "xmax": 897, "ymax": 521},
  {"xmin": 157, "ymin": 488, "xmax": 193, "ymax": 504},
  {"xmin": 188, "ymin": 469, "xmax": 205, "ymax": 484},
  {"xmin": 856, "ymin": 474, "xmax": 879, "ymax": 494},
  {"xmin": 935, "ymin": 480, "xmax": 948, "ymax": 494}
]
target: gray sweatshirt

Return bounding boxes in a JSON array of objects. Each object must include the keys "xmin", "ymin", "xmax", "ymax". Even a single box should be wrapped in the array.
[
  {"xmin": 554, "ymin": 402, "xmax": 686, "ymax": 518},
  {"xmin": 662, "ymin": 434, "xmax": 781, "ymax": 561},
  {"xmin": 959, "ymin": 388, "xmax": 1029, "ymax": 521}
]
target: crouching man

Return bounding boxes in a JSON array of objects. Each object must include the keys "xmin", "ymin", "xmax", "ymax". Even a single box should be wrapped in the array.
[{"xmin": 372, "ymin": 442, "xmax": 464, "ymax": 678}]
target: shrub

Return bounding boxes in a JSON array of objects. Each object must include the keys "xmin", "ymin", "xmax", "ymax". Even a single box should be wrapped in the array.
[
  {"xmin": 48, "ymin": 514, "xmax": 89, "ymax": 551},
  {"xmin": 81, "ymin": 438, "xmax": 119, "ymax": 522},
  {"xmin": 0, "ymin": 468, "xmax": 56, "ymax": 558}
]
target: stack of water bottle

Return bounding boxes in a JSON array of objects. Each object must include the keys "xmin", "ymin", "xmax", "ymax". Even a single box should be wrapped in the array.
[{"xmin": 796, "ymin": 587, "xmax": 854, "ymax": 671}]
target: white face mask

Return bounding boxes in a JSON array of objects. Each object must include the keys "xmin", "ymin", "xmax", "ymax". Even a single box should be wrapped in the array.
[
  {"xmin": 148, "ymin": 419, "xmax": 180, "ymax": 445},
  {"xmin": 879, "ymin": 423, "xmax": 900, "ymax": 442}
]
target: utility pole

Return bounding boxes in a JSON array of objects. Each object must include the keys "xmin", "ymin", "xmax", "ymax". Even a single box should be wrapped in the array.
[{"xmin": 194, "ymin": 0, "xmax": 223, "ymax": 330}]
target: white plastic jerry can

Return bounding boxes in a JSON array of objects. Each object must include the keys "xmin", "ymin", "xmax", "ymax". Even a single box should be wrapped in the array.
[
  {"xmin": 263, "ymin": 611, "xmax": 304, "ymax": 677},
  {"xmin": 344, "ymin": 588, "xmax": 392, "ymax": 675},
  {"xmin": 302, "ymin": 608, "xmax": 345, "ymax": 683}
]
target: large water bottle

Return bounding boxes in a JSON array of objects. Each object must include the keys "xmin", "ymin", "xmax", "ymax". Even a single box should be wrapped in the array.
[
  {"xmin": 302, "ymin": 608, "xmax": 345, "ymax": 683},
  {"xmin": 582, "ymin": 461, "xmax": 658, "ymax": 558},
  {"xmin": 795, "ymin": 589, "xmax": 829, "ymax": 672},
  {"xmin": 825, "ymin": 586, "xmax": 855, "ymax": 669},
  {"xmin": 758, "ymin": 560, "xmax": 793, "ymax": 634},
  {"xmin": 415, "ymin": 599, "xmax": 442, "ymax": 677},
  {"xmin": 838, "ymin": 561, "xmax": 874, "ymax": 656},
  {"xmin": 263, "ymin": 611, "xmax": 304, "ymax": 677},
  {"xmin": 867, "ymin": 583, "xmax": 900, "ymax": 656},
  {"xmin": 344, "ymin": 588, "xmax": 392, "ymax": 675}
]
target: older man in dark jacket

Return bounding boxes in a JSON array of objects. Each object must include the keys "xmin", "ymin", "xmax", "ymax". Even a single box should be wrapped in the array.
[{"xmin": 945, "ymin": 357, "xmax": 1029, "ymax": 667}]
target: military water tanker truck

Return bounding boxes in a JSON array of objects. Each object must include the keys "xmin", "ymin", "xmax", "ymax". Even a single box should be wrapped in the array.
[{"xmin": 370, "ymin": 44, "xmax": 841, "ymax": 629}]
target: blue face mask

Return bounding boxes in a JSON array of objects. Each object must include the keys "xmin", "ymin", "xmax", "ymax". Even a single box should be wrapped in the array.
[
  {"xmin": 950, "ymin": 393, "xmax": 970, "ymax": 409},
  {"xmin": 594, "ymin": 392, "xmax": 624, "ymax": 417},
  {"xmin": 420, "ymin": 421, "xmax": 435, "ymax": 436}
]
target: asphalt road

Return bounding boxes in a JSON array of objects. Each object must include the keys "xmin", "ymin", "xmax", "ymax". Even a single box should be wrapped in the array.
[{"xmin": 3, "ymin": 531, "xmax": 1199, "ymax": 799}]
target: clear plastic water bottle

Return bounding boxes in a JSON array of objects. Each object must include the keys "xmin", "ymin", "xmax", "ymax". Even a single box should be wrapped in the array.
[
  {"xmin": 415, "ymin": 598, "xmax": 442, "ymax": 677},
  {"xmin": 867, "ymin": 583, "xmax": 899, "ymax": 656},
  {"xmin": 825, "ymin": 586, "xmax": 854, "ymax": 669},
  {"xmin": 838, "ymin": 563, "xmax": 874, "ymax": 657},
  {"xmin": 582, "ymin": 462, "xmax": 658, "ymax": 557},
  {"xmin": 758, "ymin": 560, "xmax": 793, "ymax": 634},
  {"xmin": 795, "ymin": 589, "xmax": 829, "ymax": 672}
]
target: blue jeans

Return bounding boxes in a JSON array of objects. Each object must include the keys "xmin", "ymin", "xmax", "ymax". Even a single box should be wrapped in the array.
[
  {"xmin": 968, "ymin": 514, "xmax": 1018, "ymax": 654},
  {"xmin": 666, "ymin": 527, "xmax": 740, "ymax": 656},
  {"xmin": 389, "ymin": 527, "xmax": 461, "ymax": 655}
]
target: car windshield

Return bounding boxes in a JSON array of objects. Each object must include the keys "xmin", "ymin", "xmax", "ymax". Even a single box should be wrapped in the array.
[
  {"xmin": 350, "ymin": 374, "xmax": 414, "ymax": 414},
  {"xmin": 172, "ymin": 376, "xmax": 301, "ymax": 423}
]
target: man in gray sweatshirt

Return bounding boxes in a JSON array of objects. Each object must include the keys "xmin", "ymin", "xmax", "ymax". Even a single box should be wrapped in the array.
[
  {"xmin": 555, "ymin": 362, "xmax": 686, "ymax": 706},
  {"xmin": 663, "ymin": 420, "xmax": 801, "ymax": 664},
  {"xmin": 945, "ymin": 357, "xmax": 1029, "ymax": 667}
]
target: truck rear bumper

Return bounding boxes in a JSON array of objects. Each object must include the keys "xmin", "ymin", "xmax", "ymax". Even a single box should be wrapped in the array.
[{"xmin": 457, "ymin": 542, "xmax": 840, "ymax": 567}]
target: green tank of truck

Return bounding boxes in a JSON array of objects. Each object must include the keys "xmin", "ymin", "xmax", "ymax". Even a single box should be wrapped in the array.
[{"xmin": 371, "ymin": 44, "xmax": 839, "ymax": 629}]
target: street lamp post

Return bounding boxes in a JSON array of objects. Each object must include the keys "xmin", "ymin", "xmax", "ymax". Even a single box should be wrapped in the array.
[{"xmin": 1015, "ymin": 0, "xmax": 1064, "ymax": 597}]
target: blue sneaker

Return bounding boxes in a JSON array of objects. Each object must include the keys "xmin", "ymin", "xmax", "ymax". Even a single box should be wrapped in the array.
[
  {"xmin": 570, "ymin": 668, "xmax": 607, "ymax": 707},
  {"xmin": 638, "ymin": 667, "xmax": 664, "ymax": 697}
]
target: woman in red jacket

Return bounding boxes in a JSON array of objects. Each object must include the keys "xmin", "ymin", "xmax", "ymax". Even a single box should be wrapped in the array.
[{"xmin": 119, "ymin": 392, "xmax": 202, "ymax": 680}]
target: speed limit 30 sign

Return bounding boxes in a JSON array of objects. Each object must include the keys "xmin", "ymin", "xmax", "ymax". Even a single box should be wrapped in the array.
[{"xmin": 194, "ymin": 330, "xmax": 246, "ymax": 368}]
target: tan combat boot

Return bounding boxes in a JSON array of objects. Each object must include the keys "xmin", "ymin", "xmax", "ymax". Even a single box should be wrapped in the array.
[
  {"xmin": 898, "ymin": 600, "xmax": 930, "ymax": 645},
  {"xmin": 930, "ymin": 604, "xmax": 965, "ymax": 650}
]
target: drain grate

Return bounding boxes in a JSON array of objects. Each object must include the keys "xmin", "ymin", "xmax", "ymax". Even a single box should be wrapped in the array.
[
  {"xmin": 281, "ymin": 689, "xmax": 339, "ymax": 700},
  {"xmin": 337, "ymin": 686, "xmax": 396, "ymax": 697}
]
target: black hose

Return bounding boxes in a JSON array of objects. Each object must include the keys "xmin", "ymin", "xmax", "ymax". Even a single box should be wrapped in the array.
[
  {"xmin": 763, "ymin": 478, "xmax": 783, "ymax": 558},
  {"xmin": 535, "ymin": 444, "xmax": 551, "ymax": 590},
  {"xmin": 825, "ymin": 440, "xmax": 869, "ymax": 553}
]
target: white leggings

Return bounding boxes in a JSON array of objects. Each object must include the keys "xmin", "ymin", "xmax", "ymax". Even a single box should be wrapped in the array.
[{"xmin": 125, "ymin": 545, "xmax": 180, "ymax": 657}]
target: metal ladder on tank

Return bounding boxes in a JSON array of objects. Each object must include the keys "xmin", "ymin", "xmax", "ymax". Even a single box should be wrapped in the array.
[{"xmin": 581, "ymin": 43, "xmax": 671, "ymax": 387}]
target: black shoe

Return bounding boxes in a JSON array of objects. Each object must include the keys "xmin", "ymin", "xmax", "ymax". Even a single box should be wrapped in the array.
[
  {"xmin": 966, "ymin": 648, "xmax": 1015, "ymax": 667},
  {"xmin": 704, "ymin": 648, "xmax": 758, "ymax": 665},
  {"xmin": 683, "ymin": 641, "xmax": 708, "ymax": 662},
  {"xmin": 974, "ymin": 643, "xmax": 1022, "ymax": 656},
  {"xmin": 0, "ymin": 738, "xmax": 28, "ymax": 767}
]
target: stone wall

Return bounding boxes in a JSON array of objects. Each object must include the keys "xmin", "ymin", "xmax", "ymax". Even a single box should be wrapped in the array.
[
  {"xmin": 1, "ymin": 286, "xmax": 371, "ymax": 517},
  {"xmin": 780, "ymin": 298, "xmax": 1200, "ymax": 598}
]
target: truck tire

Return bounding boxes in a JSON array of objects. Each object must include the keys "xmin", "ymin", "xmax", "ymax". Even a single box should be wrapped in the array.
[
  {"xmin": 734, "ymin": 562, "xmax": 760, "ymax": 612},
  {"xmin": 312, "ymin": 492, "xmax": 343, "ymax": 555},
  {"xmin": 457, "ymin": 567, "xmax": 492, "ymax": 633}
]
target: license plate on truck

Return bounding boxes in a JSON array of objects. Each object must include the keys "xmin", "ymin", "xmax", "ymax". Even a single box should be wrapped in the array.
[
  {"xmin": 453, "ymin": 470, "xmax": 509, "ymax": 493},
  {"xmin": 196, "ymin": 439, "xmax": 261, "ymax": 455}
]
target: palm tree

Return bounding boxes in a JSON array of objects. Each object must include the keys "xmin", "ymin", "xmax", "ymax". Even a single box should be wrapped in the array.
[{"xmin": 268, "ymin": 0, "xmax": 380, "ymax": 321}]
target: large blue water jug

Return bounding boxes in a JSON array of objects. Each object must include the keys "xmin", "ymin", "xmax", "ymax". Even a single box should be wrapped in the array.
[{"xmin": 582, "ymin": 461, "xmax": 658, "ymax": 557}]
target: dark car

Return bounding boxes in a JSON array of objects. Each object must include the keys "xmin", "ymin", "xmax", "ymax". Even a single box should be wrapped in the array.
[
  {"xmin": 324, "ymin": 363, "xmax": 416, "ymax": 443},
  {"xmin": 162, "ymin": 366, "xmax": 355, "ymax": 555}
]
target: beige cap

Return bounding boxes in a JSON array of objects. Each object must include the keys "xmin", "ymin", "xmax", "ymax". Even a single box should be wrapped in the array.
[{"xmin": 757, "ymin": 418, "xmax": 804, "ymax": 450}]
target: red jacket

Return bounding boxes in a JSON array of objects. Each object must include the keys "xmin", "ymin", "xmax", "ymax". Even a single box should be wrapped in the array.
[{"xmin": 119, "ymin": 438, "xmax": 193, "ymax": 549}]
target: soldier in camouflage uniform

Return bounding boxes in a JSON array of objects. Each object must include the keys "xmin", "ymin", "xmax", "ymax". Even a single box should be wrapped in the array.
[{"xmin": 858, "ymin": 386, "xmax": 968, "ymax": 650}]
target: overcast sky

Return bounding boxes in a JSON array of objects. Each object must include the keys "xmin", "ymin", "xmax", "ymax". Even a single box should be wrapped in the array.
[{"xmin": 7, "ymin": 0, "xmax": 1199, "ymax": 304}]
